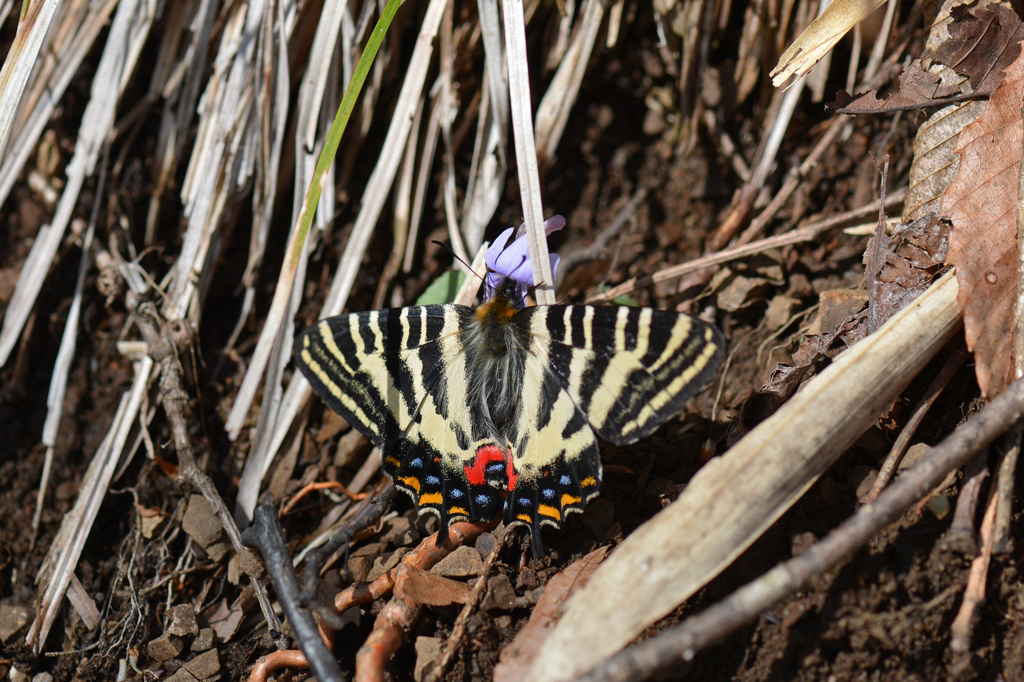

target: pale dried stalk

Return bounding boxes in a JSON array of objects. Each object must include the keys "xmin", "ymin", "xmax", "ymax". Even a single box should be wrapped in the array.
[
  {"xmin": 503, "ymin": 0, "xmax": 555, "ymax": 304},
  {"xmin": 0, "ymin": 0, "xmax": 63, "ymax": 157},
  {"xmin": 0, "ymin": 0, "xmax": 119, "ymax": 208},
  {"xmin": 0, "ymin": 0, "xmax": 154, "ymax": 368},
  {"xmin": 27, "ymin": 356, "xmax": 154, "ymax": 653},
  {"xmin": 232, "ymin": 0, "xmax": 449, "ymax": 514}
]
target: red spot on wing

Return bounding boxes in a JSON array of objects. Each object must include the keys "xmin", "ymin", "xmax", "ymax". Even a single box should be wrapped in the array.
[
  {"xmin": 507, "ymin": 456, "xmax": 518, "ymax": 491},
  {"xmin": 464, "ymin": 445, "xmax": 506, "ymax": 486}
]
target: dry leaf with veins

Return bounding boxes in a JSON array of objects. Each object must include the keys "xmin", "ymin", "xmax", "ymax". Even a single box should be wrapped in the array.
[
  {"xmin": 942, "ymin": 39, "xmax": 1024, "ymax": 397},
  {"xmin": 828, "ymin": 5, "xmax": 1023, "ymax": 114}
]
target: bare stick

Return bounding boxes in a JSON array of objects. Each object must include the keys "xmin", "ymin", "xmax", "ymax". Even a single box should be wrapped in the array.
[
  {"xmin": 865, "ymin": 346, "xmax": 965, "ymax": 501},
  {"xmin": 950, "ymin": 486, "xmax": 999, "ymax": 653},
  {"xmin": 243, "ymin": 504, "xmax": 344, "ymax": 682},
  {"xmin": 942, "ymin": 449, "xmax": 988, "ymax": 556},
  {"xmin": 577, "ymin": 375, "xmax": 1024, "ymax": 682},
  {"xmin": 994, "ymin": 425, "xmax": 1021, "ymax": 553},
  {"xmin": 867, "ymin": 156, "xmax": 889, "ymax": 334}
]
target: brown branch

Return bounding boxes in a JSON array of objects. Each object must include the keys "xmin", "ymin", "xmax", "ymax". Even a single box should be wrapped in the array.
[
  {"xmin": 424, "ymin": 531, "xmax": 505, "ymax": 682},
  {"xmin": 355, "ymin": 519, "xmax": 497, "ymax": 682}
]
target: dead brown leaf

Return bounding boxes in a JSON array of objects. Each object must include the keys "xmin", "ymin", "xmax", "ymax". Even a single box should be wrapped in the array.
[
  {"xmin": 865, "ymin": 213, "xmax": 950, "ymax": 324},
  {"xmin": 828, "ymin": 5, "xmax": 1023, "ymax": 114},
  {"xmin": 400, "ymin": 564, "xmax": 473, "ymax": 607},
  {"xmin": 492, "ymin": 545, "xmax": 610, "ymax": 682},
  {"xmin": 942, "ymin": 38, "xmax": 1024, "ymax": 397}
]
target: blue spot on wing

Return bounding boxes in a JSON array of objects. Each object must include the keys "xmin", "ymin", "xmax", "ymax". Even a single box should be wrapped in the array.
[
  {"xmin": 425, "ymin": 475, "xmax": 440, "ymax": 485},
  {"xmin": 560, "ymin": 475, "xmax": 571, "ymax": 486},
  {"xmin": 450, "ymin": 488, "xmax": 464, "ymax": 498},
  {"xmin": 411, "ymin": 458, "xmax": 424, "ymax": 469},
  {"xmin": 542, "ymin": 488, "xmax": 555, "ymax": 499}
]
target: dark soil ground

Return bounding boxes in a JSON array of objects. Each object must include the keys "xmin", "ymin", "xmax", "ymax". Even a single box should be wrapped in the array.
[{"xmin": 1, "ymin": 1, "xmax": 1021, "ymax": 681}]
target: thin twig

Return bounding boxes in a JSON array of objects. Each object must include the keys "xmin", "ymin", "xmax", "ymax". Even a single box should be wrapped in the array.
[
  {"xmin": 133, "ymin": 309, "xmax": 282, "ymax": 636},
  {"xmin": 577, "ymin": 375, "xmax": 1024, "ymax": 682},
  {"xmin": 865, "ymin": 345, "xmax": 965, "ymax": 501},
  {"xmin": 867, "ymin": 156, "xmax": 890, "ymax": 333},
  {"xmin": 994, "ymin": 424, "xmax": 1021, "ymax": 554},
  {"xmin": 587, "ymin": 188, "xmax": 907, "ymax": 303},
  {"xmin": 942, "ymin": 449, "xmax": 988, "ymax": 557},
  {"xmin": 950, "ymin": 486, "xmax": 999, "ymax": 653}
]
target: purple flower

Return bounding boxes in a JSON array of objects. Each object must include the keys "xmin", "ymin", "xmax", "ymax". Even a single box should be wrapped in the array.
[{"xmin": 485, "ymin": 215, "xmax": 565, "ymax": 306}]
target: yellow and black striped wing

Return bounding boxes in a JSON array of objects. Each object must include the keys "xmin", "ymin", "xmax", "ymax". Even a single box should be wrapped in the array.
[
  {"xmin": 498, "ymin": 305, "xmax": 725, "ymax": 534},
  {"xmin": 520, "ymin": 305, "xmax": 725, "ymax": 446},
  {"xmin": 296, "ymin": 306, "xmax": 507, "ymax": 524}
]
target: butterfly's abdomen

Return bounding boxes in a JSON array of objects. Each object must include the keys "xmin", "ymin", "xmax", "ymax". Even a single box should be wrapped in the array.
[{"xmin": 460, "ymin": 296, "xmax": 530, "ymax": 445}]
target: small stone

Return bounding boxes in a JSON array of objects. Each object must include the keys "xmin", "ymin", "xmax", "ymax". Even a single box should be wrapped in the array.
[
  {"xmin": 167, "ymin": 604, "xmax": 199, "ymax": 637},
  {"xmin": 475, "ymin": 532, "xmax": 497, "ymax": 559},
  {"xmin": 480, "ymin": 575, "xmax": 516, "ymax": 612},
  {"xmin": 184, "ymin": 649, "xmax": 220, "ymax": 680},
  {"xmin": 164, "ymin": 669, "xmax": 199, "ymax": 682},
  {"xmin": 182, "ymin": 495, "xmax": 224, "ymax": 549},
  {"xmin": 238, "ymin": 548, "xmax": 264, "ymax": 579},
  {"xmin": 414, "ymin": 636, "xmax": 443, "ymax": 682},
  {"xmin": 32, "ymin": 673, "xmax": 53, "ymax": 682},
  {"xmin": 495, "ymin": 614, "xmax": 513, "ymax": 629},
  {"xmin": 192, "ymin": 628, "xmax": 215, "ymax": 652},
  {"xmin": 0, "ymin": 604, "xmax": 30, "ymax": 643},
  {"xmin": 367, "ymin": 547, "xmax": 410, "ymax": 582},
  {"xmin": 516, "ymin": 567, "xmax": 537, "ymax": 590},
  {"xmin": 351, "ymin": 542, "xmax": 385, "ymax": 559},
  {"xmin": 581, "ymin": 499, "xmax": 616, "ymax": 539},
  {"xmin": 431, "ymin": 546, "xmax": 483, "ymax": 578},
  {"xmin": 853, "ymin": 467, "xmax": 878, "ymax": 500},
  {"xmin": 347, "ymin": 556, "xmax": 372, "ymax": 582},
  {"xmin": 766, "ymin": 294, "xmax": 800, "ymax": 331},
  {"xmin": 147, "ymin": 632, "xmax": 184, "ymax": 662},
  {"xmin": 8, "ymin": 667, "xmax": 29, "ymax": 682},
  {"xmin": 204, "ymin": 541, "xmax": 231, "ymax": 564}
]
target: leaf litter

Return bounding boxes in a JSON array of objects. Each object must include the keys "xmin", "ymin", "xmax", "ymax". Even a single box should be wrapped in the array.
[{"xmin": 2, "ymin": 1, "xmax": 1024, "ymax": 681}]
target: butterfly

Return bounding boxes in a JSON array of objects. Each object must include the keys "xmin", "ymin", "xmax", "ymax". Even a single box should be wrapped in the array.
[{"xmin": 295, "ymin": 220, "xmax": 725, "ymax": 552}]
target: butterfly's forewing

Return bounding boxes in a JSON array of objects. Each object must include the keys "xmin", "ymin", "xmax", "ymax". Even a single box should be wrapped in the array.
[
  {"xmin": 522, "ymin": 305, "xmax": 726, "ymax": 445},
  {"xmin": 296, "ymin": 306, "xmax": 505, "ymax": 525}
]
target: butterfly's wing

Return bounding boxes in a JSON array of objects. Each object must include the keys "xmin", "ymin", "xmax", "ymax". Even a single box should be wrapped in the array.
[
  {"xmin": 295, "ymin": 306, "xmax": 505, "ymax": 526},
  {"xmin": 504, "ymin": 305, "xmax": 725, "ymax": 539},
  {"xmin": 526, "ymin": 305, "xmax": 725, "ymax": 443}
]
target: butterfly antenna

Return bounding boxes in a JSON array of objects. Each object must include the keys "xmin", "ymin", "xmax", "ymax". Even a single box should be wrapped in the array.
[{"xmin": 431, "ymin": 240, "xmax": 486, "ymax": 283}]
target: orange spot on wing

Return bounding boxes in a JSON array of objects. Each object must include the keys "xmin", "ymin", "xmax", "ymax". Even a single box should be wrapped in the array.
[
  {"xmin": 517, "ymin": 513, "xmax": 532, "ymax": 523},
  {"xmin": 538, "ymin": 504, "xmax": 561, "ymax": 520},
  {"xmin": 581, "ymin": 477, "xmax": 597, "ymax": 487},
  {"xmin": 420, "ymin": 492, "xmax": 443, "ymax": 505},
  {"xmin": 561, "ymin": 494, "xmax": 582, "ymax": 507},
  {"xmin": 448, "ymin": 507, "xmax": 469, "ymax": 516},
  {"xmin": 398, "ymin": 476, "xmax": 421, "ymax": 492}
]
